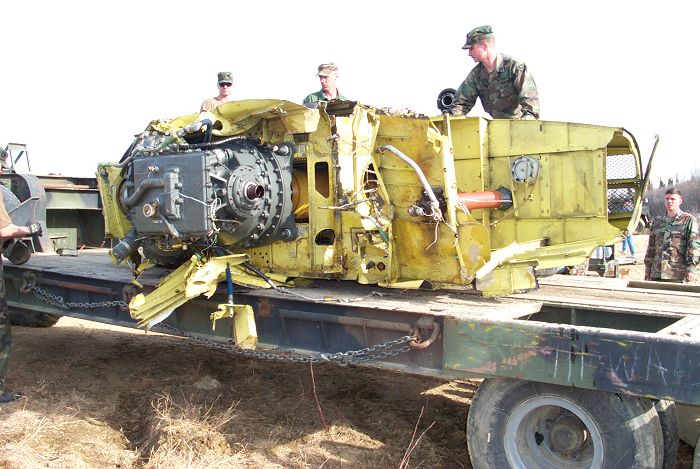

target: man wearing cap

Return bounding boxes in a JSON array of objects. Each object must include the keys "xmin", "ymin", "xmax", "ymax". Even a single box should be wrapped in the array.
[
  {"xmin": 303, "ymin": 63, "xmax": 347, "ymax": 108},
  {"xmin": 0, "ymin": 195, "xmax": 42, "ymax": 404},
  {"xmin": 451, "ymin": 25, "xmax": 539, "ymax": 120},
  {"xmin": 200, "ymin": 71, "xmax": 234, "ymax": 112},
  {"xmin": 644, "ymin": 187, "xmax": 700, "ymax": 283}
]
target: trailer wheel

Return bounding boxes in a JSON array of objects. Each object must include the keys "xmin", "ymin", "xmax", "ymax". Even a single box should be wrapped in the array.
[
  {"xmin": 635, "ymin": 218, "xmax": 647, "ymax": 235},
  {"xmin": 655, "ymin": 400, "xmax": 679, "ymax": 469},
  {"xmin": 8, "ymin": 310, "xmax": 61, "ymax": 327},
  {"xmin": 466, "ymin": 378, "xmax": 663, "ymax": 469}
]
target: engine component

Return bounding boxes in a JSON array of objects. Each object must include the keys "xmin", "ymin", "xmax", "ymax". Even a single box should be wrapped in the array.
[
  {"xmin": 111, "ymin": 227, "xmax": 140, "ymax": 264},
  {"xmin": 116, "ymin": 135, "xmax": 298, "ymax": 261},
  {"xmin": 511, "ymin": 156, "xmax": 540, "ymax": 184},
  {"xmin": 437, "ymin": 88, "xmax": 456, "ymax": 113}
]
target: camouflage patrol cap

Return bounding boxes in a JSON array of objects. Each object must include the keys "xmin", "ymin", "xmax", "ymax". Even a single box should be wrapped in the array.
[
  {"xmin": 316, "ymin": 63, "xmax": 338, "ymax": 77},
  {"xmin": 462, "ymin": 25, "xmax": 494, "ymax": 49},
  {"xmin": 217, "ymin": 71, "xmax": 233, "ymax": 84}
]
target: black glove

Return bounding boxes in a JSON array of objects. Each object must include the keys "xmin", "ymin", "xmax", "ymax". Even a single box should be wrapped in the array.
[{"xmin": 27, "ymin": 222, "xmax": 42, "ymax": 236}]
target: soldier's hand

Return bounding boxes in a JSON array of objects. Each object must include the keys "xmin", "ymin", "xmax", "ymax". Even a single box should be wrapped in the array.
[
  {"xmin": 686, "ymin": 272, "xmax": 698, "ymax": 283},
  {"xmin": 27, "ymin": 222, "xmax": 42, "ymax": 236}
]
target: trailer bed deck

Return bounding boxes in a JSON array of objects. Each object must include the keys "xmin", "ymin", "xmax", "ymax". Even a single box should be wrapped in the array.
[
  {"xmin": 12, "ymin": 250, "xmax": 700, "ymax": 323},
  {"xmin": 5, "ymin": 250, "xmax": 700, "ymax": 405}
]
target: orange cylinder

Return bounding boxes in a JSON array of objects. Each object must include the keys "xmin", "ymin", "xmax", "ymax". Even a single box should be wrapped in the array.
[{"xmin": 458, "ymin": 191, "xmax": 508, "ymax": 210}]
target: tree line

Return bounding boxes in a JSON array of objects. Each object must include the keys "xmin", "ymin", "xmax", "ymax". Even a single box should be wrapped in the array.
[{"xmin": 646, "ymin": 173, "xmax": 700, "ymax": 217}]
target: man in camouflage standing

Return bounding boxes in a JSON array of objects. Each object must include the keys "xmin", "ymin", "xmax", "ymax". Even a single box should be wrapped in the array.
[
  {"xmin": 0, "ymin": 195, "xmax": 42, "ymax": 403},
  {"xmin": 644, "ymin": 188, "xmax": 700, "ymax": 282},
  {"xmin": 451, "ymin": 25, "xmax": 539, "ymax": 120}
]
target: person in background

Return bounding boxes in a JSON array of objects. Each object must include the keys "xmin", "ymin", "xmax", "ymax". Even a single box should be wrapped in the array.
[
  {"xmin": 620, "ymin": 197, "xmax": 636, "ymax": 256},
  {"xmin": 621, "ymin": 233, "xmax": 635, "ymax": 256},
  {"xmin": 303, "ymin": 63, "xmax": 347, "ymax": 108},
  {"xmin": 0, "ymin": 195, "xmax": 42, "ymax": 403},
  {"xmin": 200, "ymin": 71, "xmax": 234, "ymax": 112},
  {"xmin": 644, "ymin": 187, "xmax": 700, "ymax": 282},
  {"xmin": 451, "ymin": 25, "xmax": 539, "ymax": 119}
]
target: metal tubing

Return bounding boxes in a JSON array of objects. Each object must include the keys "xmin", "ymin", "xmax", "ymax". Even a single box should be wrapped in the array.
[
  {"xmin": 378, "ymin": 144, "xmax": 441, "ymax": 215},
  {"xmin": 280, "ymin": 308, "xmax": 414, "ymax": 333},
  {"xmin": 179, "ymin": 135, "xmax": 248, "ymax": 151},
  {"xmin": 124, "ymin": 179, "xmax": 164, "ymax": 207},
  {"xmin": 39, "ymin": 279, "xmax": 115, "ymax": 296},
  {"xmin": 628, "ymin": 280, "xmax": 700, "ymax": 293}
]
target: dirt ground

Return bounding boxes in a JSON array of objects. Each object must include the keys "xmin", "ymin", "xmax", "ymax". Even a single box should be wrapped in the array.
[
  {"xmin": 1, "ymin": 319, "xmax": 475, "ymax": 468},
  {"xmin": 612, "ymin": 233, "xmax": 648, "ymax": 280},
  {"xmin": 0, "ymin": 235, "xmax": 695, "ymax": 468}
]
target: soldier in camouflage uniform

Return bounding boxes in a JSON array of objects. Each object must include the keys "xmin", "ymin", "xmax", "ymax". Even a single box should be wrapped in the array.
[
  {"xmin": 644, "ymin": 188, "xmax": 700, "ymax": 282},
  {"xmin": 0, "ymin": 195, "xmax": 42, "ymax": 403},
  {"xmin": 451, "ymin": 25, "xmax": 539, "ymax": 120}
]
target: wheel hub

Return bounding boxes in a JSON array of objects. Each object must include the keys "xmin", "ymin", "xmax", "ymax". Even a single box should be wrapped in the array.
[{"xmin": 549, "ymin": 413, "xmax": 588, "ymax": 456}]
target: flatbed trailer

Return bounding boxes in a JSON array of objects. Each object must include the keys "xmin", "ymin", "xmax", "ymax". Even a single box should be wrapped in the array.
[{"xmin": 5, "ymin": 250, "xmax": 700, "ymax": 468}]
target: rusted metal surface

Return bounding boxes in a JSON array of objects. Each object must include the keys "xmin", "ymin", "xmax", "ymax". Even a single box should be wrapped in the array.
[
  {"xmin": 443, "ymin": 315, "xmax": 700, "ymax": 405},
  {"xmin": 628, "ymin": 279, "xmax": 700, "ymax": 293}
]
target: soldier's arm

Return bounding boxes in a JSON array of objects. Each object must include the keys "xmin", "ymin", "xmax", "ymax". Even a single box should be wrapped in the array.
[
  {"xmin": 513, "ymin": 63, "xmax": 540, "ymax": 120},
  {"xmin": 0, "ymin": 196, "xmax": 41, "ymax": 239},
  {"xmin": 685, "ymin": 216, "xmax": 700, "ymax": 280},
  {"xmin": 450, "ymin": 75, "xmax": 478, "ymax": 116},
  {"xmin": 644, "ymin": 222, "xmax": 656, "ymax": 280}
]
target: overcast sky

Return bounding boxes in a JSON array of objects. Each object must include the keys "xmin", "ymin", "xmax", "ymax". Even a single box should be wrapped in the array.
[{"xmin": 1, "ymin": 1, "xmax": 696, "ymax": 185}]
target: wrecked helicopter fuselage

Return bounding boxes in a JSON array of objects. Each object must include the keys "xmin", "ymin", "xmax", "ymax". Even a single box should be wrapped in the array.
[{"xmin": 98, "ymin": 99, "xmax": 645, "ymax": 301}]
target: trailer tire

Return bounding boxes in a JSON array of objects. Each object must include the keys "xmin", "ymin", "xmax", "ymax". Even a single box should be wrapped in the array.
[
  {"xmin": 8, "ymin": 311, "xmax": 61, "ymax": 328},
  {"xmin": 635, "ymin": 218, "xmax": 647, "ymax": 234},
  {"xmin": 466, "ymin": 378, "xmax": 663, "ymax": 469},
  {"xmin": 655, "ymin": 400, "xmax": 679, "ymax": 469}
]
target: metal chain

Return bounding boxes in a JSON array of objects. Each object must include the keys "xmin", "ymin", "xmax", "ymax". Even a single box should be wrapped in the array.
[
  {"xmin": 29, "ymin": 285, "xmax": 128, "ymax": 310},
  {"xmin": 158, "ymin": 323, "xmax": 416, "ymax": 366},
  {"xmin": 27, "ymin": 284, "xmax": 416, "ymax": 366}
]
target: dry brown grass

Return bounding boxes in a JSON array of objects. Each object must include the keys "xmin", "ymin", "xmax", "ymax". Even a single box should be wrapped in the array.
[
  {"xmin": 139, "ymin": 393, "xmax": 240, "ymax": 468},
  {"xmin": 0, "ymin": 405, "xmax": 136, "ymax": 468},
  {"xmin": 1, "ymin": 320, "xmax": 473, "ymax": 468}
]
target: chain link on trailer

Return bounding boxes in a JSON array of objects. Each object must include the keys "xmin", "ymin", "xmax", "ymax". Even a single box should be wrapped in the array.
[
  {"xmin": 29, "ymin": 284, "xmax": 128, "ymax": 309},
  {"xmin": 158, "ymin": 323, "xmax": 417, "ymax": 366},
  {"xmin": 26, "ymin": 283, "xmax": 418, "ymax": 366}
]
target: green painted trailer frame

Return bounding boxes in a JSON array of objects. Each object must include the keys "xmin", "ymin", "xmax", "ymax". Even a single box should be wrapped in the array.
[
  {"xmin": 4, "ymin": 252, "xmax": 700, "ymax": 467},
  {"xmin": 4, "ymin": 251, "xmax": 700, "ymax": 403}
]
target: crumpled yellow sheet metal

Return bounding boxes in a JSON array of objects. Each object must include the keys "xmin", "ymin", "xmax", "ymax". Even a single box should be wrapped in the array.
[
  {"xmin": 149, "ymin": 99, "xmax": 315, "ymax": 138},
  {"xmin": 129, "ymin": 254, "xmax": 266, "ymax": 331},
  {"xmin": 212, "ymin": 303, "xmax": 257, "ymax": 349}
]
